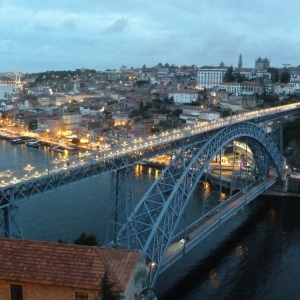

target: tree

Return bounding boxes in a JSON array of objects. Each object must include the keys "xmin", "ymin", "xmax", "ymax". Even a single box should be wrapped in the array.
[
  {"xmin": 139, "ymin": 100, "xmax": 144, "ymax": 111},
  {"xmin": 236, "ymin": 72, "xmax": 246, "ymax": 83},
  {"xmin": 280, "ymin": 70, "xmax": 290, "ymax": 83},
  {"xmin": 224, "ymin": 66, "xmax": 235, "ymax": 82},
  {"xmin": 274, "ymin": 71, "xmax": 279, "ymax": 83},
  {"xmin": 171, "ymin": 108, "xmax": 182, "ymax": 117},
  {"xmin": 57, "ymin": 239, "xmax": 67, "ymax": 243},
  {"xmin": 73, "ymin": 232, "xmax": 98, "ymax": 246},
  {"xmin": 98, "ymin": 272, "xmax": 119, "ymax": 300}
]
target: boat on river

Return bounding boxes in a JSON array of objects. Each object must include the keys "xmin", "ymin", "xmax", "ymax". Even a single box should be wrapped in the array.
[
  {"xmin": 10, "ymin": 138, "xmax": 24, "ymax": 144},
  {"xmin": 26, "ymin": 141, "xmax": 40, "ymax": 148}
]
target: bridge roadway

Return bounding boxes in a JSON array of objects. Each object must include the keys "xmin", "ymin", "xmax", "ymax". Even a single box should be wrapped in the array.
[
  {"xmin": 159, "ymin": 175, "xmax": 278, "ymax": 273},
  {"xmin": 0, "ymin": 102, "xmax": 299, "ymax": 204}
]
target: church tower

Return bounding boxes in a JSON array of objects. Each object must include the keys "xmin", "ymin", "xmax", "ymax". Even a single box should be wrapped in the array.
[{"xmin": 238, "ymin": 54, "xmax": 242, "ymax": 68}]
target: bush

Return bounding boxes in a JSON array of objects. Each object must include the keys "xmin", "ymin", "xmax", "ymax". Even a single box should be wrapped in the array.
[{"xmin": 73, "ymin": 232, "xmax": 98, "ymax": 246}]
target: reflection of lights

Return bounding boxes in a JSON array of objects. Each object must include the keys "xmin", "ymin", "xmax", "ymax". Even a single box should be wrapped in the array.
[
  {"xmin": 180, "ymin": 239, "xmax": 185, "ymax": 243},
  {"xmin": 209, "ymin": 269, "xmax": 220, "ymax": 288},
  {"xmin": 269, "ymin": 208, "xmax": 277, "ymax": 225},
  {"xmin": 235, "ymin": 244, "xmax": 245, "ymax": 259}
]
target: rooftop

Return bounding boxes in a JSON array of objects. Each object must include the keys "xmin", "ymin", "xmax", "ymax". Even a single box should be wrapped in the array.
[{"xmin": 0, "ymin": 238, "xmax": 140, "ymax": 291}]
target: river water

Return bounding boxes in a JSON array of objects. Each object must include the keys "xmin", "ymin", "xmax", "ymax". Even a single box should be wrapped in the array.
[
  {"xmin": 1, "ymin": 139, "xmax": 300, "ymax": 299},
  {"xmin": 0, "ymin": 84, "xmax": 16, "ymax": 99}
]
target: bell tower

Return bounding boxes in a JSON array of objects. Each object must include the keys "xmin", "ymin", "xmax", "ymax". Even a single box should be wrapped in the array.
[{"xmin": 238, "ymin": 54, "xmax": 242, "ymax": 68}]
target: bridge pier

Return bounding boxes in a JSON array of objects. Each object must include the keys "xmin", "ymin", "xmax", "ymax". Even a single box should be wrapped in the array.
[
  {"xmin": 0, "ymin": 188, "xmax": 23, "ymax": 239},
  {"xmin": 106, "ymin": 167, "xmax": 136, "ymax": 249}
]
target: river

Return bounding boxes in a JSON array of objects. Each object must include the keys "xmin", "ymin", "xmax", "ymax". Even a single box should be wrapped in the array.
[
  {"xmin": 0, "ymin": 84, "xmax": 17, "ymax": 99},
  {"xmin": 1, "ymin": 139, "xmax": 300, "ymax": 299}
]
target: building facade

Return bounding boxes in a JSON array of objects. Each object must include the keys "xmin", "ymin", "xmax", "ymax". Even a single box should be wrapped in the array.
[
  {"xmin": 0, "ymin": 238, "xmax": 148, "ymax": 300},
  {"xmin": 255, "ymin": 57, "xmax": 270, "ymax": 70},
  {"xmin": 197, "ymin": 67, "xmax": 227, "ymax": 89}
]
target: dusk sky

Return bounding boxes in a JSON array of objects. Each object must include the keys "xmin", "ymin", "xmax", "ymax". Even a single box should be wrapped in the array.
[{"xmin": 1, "ymin": 0, "xmax": 299, "ymax": 73}]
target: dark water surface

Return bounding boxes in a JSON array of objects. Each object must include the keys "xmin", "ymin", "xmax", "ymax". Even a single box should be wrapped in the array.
[{"xmin": 1, "ymin": 140, "xmax": 300, "ymax": 299}]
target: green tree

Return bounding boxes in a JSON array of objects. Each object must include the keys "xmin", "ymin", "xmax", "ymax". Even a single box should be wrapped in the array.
[
  {"xmin": 274, "ymin": 71, "xmax": 279, "ymax": 83},
  {"xmin": 224, "ymin": 66, "xmax": 235, "ymax": 82},
  {"xmin": 236, "ymin": 72, "xmax": 246, "ymax": 83},
  {"xmin": 171, "ymin": 109, "xmax": 182, "ymax": 117},
  {"xmin": 73, "ymin": 232, "xmax": 98, "ymax": 246},
  {"xmin": 280, "ymin": 70, "xmax": 290, "ymax": 83}
]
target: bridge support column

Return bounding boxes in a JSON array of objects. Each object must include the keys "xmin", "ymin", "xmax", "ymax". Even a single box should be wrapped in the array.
[
  {"xmin": 270, "ymin": 119, "xmax": 283, "ymax": 155},
  {"xmin": 3, "ymin": 207, "xmax": 12, "ymax": 238},
  {"xmin": 0, "ymin": 188, "xmax": 23, "ymax": 239},
  {"xmin": 106, "ymin": 168, "xmax": 136, "ymax": 249}
]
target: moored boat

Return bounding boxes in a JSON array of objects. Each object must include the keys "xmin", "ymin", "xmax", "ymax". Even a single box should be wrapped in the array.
[
  {"xmin": 10, "ymin": 138, "xmax": 24, "ymax": 144},
  {"xmin": 26, "ymin": 141, "xmax": 40, "ymax": 148}
]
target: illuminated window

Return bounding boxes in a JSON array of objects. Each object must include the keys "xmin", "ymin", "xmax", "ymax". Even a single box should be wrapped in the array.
[{"xmin": 75, "ymin": 292, "xmax": 88, "ymax": 300}]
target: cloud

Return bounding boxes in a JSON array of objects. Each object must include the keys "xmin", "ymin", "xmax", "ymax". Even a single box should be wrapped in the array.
[
  {"xmin": 105, "ymin": 17, "xmax": 129, "ymax": 34},
  {"xmin": 0, "ymin": 0, "xmax": 299, "ymax": 72},
  {"xmin": 62, "ymin": 20, "xmax": 77, "ymax": 31},
  {"xmin": 34, "ymin": 22, "xmax": 55, "ymax": 32}
]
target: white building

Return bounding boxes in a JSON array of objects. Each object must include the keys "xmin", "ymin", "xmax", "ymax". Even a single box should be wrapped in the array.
[
  {"xmin": 197, "ymin": 67, "xmax": 227, "ymax": 89},
  {"xmin": 180, "ymin": 106, "xmax": 202, "ymax": 124},
  {"xmin": 235, "ymin": 68, "xmax": 253, "ymax": 80},
  {"xmin": 180, "ymin": 107, "xmax": 220, "ymax": 124},
  {"xmin": 218, "ymin": 82, "xmax": 241, "ymax": 95},
  {"xmin": 0, "ymin": 101, "xmax": 15, "ymax": 111},
  {"xmin": 241, "ymin": 82, "xmax": 262, "ymax": 95},
  {"xmin": 161, "ymin": 89, "xmax": 199, "ymax": 104},
  {"xmin": 157, "ymin": 68, "xmax": 169, "ymax": 78},
  {"xmin": 199, "ymin": 110, "xmax": 220, "ymax": 121},
  {"xmin": 292, "ymin": 81, "xmax": 300, "ymax": 93},
  {"xmin": 275, "ymin": 83, "xmax": 294, "ymax": 95}
]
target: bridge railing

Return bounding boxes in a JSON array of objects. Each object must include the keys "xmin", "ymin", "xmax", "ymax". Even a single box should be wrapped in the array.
[
  {"xmin": 161, "ymin": 176, "xmax": 275, "ymax": 272},
  {"xmin": 171, "ymin": 177, "xmax": 264, "ymax": 243}
]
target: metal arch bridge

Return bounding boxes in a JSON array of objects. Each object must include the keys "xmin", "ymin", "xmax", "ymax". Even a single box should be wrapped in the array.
[{"xmin": 1, "ymin": 103, "xmax": 300, "ymax": 284}]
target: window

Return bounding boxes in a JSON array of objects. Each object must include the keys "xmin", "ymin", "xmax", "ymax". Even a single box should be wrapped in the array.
[
  {"xmin": 75, "ymin": 292, "xmax": 88, "ymax": 300},
  {"xmin": 10, "ymin": 285, "xmax": 23, "ymax": 300}
]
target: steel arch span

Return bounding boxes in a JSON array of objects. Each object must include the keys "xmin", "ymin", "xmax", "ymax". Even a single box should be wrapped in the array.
[{"xmin": 116, "ymin": 122, "xmax": 284, "ymax": 287}]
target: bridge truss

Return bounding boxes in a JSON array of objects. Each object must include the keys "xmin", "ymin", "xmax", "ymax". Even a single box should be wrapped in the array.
[{"xmin": 115, "ymin": 122, "xmax": 284, "ymax": 287}]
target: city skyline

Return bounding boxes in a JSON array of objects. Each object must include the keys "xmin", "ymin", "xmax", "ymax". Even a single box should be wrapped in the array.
[{"xmin": 0, "ymin": 0, "xmax": 299, "ymax": 72}]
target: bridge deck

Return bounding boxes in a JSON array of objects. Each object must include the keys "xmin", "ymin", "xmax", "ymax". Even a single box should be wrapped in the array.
[{"xmin": 160, "ymin": 176, "xmax": 277, "ymax": 273}]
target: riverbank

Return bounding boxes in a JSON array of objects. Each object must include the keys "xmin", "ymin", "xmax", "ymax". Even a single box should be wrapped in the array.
[{"xmin": 0, "ymin": 133, "xmax": 100, "ymax": 155}]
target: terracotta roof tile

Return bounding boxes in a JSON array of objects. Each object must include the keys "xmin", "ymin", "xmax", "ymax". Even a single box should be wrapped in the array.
[{"xmin": 0, "ymin": 238, "xmax": 141, "ymax": 291}]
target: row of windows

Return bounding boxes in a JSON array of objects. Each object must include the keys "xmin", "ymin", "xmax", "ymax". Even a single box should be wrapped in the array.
[{"xmin": 10, "ymin": 284, "xmax": 88, "ymax": 300}]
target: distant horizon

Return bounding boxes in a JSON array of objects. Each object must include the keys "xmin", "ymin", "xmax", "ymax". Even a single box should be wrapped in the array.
[{"xmin": 0, "ymin": 60, "xmax": 299, "ymax": 75}]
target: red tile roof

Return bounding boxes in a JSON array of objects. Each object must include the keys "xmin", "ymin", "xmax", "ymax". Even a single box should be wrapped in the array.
[{"xmin": 0, "ymin": 238, "xmax": 141, "ymax": 291}]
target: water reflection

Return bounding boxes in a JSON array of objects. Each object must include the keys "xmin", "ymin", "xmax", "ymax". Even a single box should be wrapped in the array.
[{"xmin": 209, "ymin": 269, "xmax": 220, "ymax": 289}]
